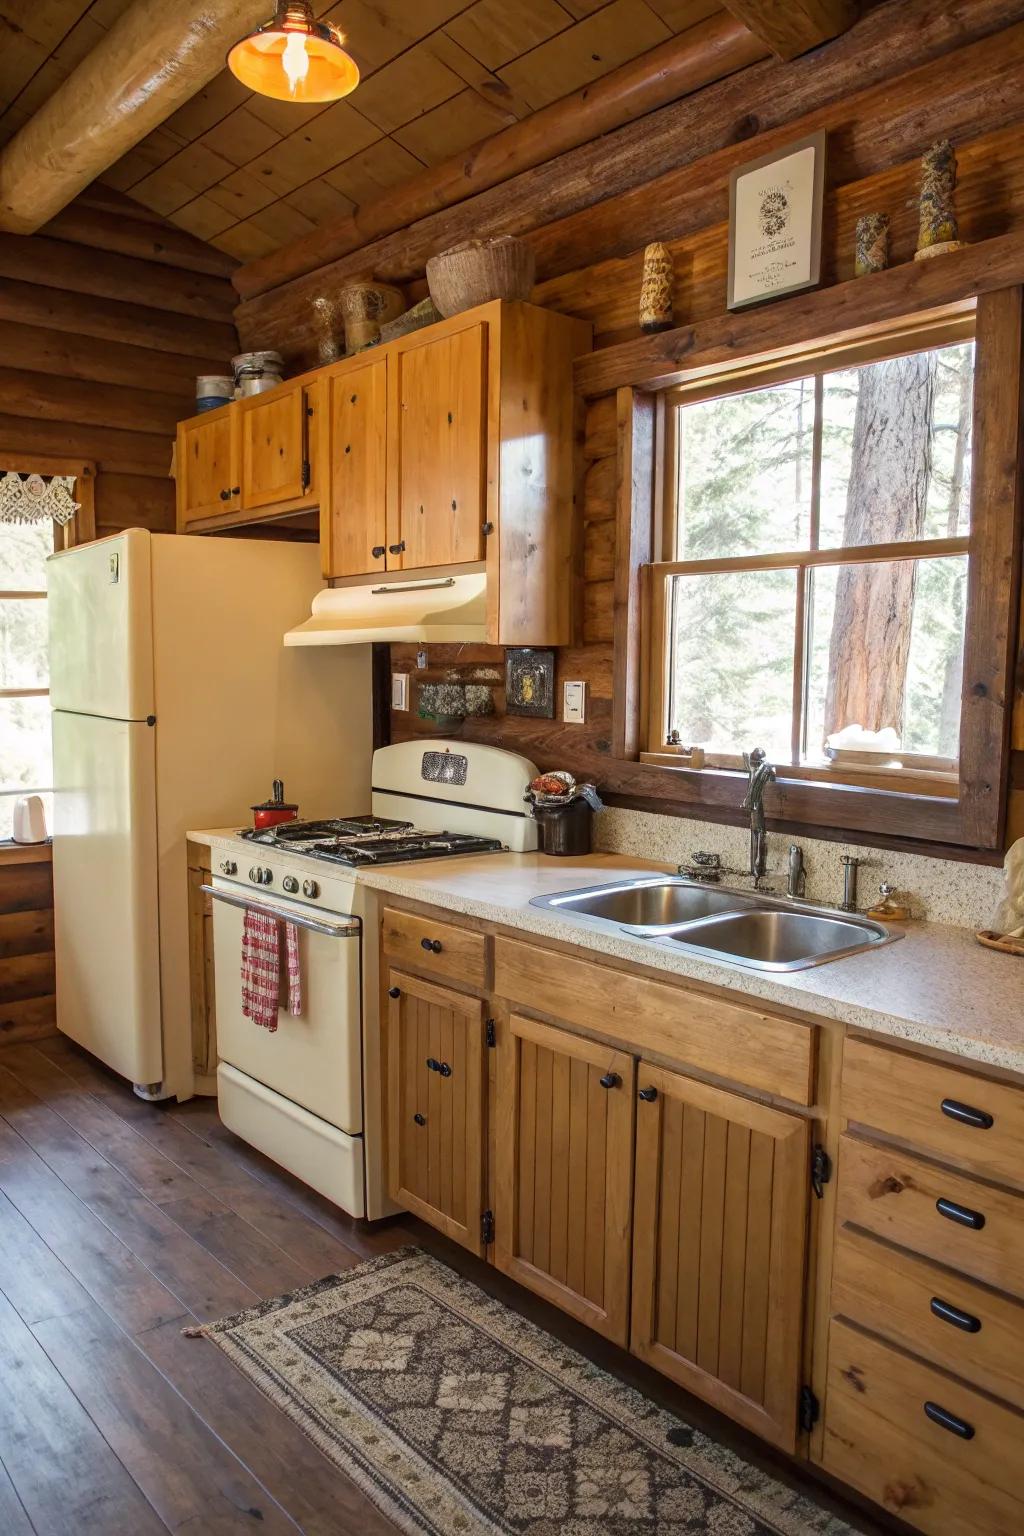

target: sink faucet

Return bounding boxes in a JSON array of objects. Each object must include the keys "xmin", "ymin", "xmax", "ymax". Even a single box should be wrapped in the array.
[{"xmin": 741, "ymin": 747, "xmax": 776, "ymax": 886}]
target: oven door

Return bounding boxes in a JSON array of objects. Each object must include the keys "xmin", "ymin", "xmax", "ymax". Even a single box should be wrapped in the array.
[{"xmin": 207, "ymin": 884, "xmax": 363, "ymax": 1135}]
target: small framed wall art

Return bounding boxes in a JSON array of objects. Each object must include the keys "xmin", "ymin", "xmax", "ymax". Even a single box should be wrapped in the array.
[
  {"xmin": 505, "ymin": 647, "xmax": 555, "ymax": 718},
  {"xmin": 727, "ymin": 131, "xmax": 827, "ymax": 311}
]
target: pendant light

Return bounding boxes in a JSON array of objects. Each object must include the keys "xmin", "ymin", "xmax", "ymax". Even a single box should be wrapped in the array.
[{"xmin": 228, "ymin": 2, "xmax": 359, "ymax": 104}]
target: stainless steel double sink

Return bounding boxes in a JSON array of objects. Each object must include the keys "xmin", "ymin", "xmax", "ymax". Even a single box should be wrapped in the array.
[{"xmin": 530, "ymin": 876, "xmax": 899, "ymax": 972}]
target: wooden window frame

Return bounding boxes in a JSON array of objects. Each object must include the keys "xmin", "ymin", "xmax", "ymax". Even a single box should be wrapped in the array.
[{"xmin": 613, "ymin": 289, "xmax": 1023, "ymax": 852}]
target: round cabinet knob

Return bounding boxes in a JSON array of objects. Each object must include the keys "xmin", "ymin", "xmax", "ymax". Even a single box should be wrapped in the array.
[
  {"xmin": 388, "ymin": 986, "xmax": 401, "ymax": 999},
  {"xmin": 302, "ymin": 878, "xmax": 319, "ymax": 899},
  {"xmin": 219, "ymin": 489, "xmax": 230, "ymax": 501},
  {"xmin": 420, "ymin": 937, "xmax": 443, "ymax": 954},
  {"xmin": 371, "ymin": 545, "xmax": 385, "ymax": 559},
  {"xmin": 413, "ymin": 1113, "xmax": 426, "ymax": 1126},
  {"xmin": 219, "ymin": 859, "xmax": 237, "ymax": 875},
  {"xmin": 599, "ymin": 1072, "xmax": 620, "ymax": 1090},
  {"xmin": 638, "ymin": 1086, "xmax": 659, "ymax": 1103},
  {"xmin": 282, "ymin": 875, "xmax": 299, "ymax": 894}
]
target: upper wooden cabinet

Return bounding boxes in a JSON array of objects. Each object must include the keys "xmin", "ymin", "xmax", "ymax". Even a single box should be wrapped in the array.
[
  {"xmin": 177, "ymin": 409, "xmax": 239, "ymax": 528},
  {"xmin": 389, "ymin": 322, "xmax": 487, "ymax": 570},
  {"xmin": 175, "ymin": 302, "xmax": 591, "ymax": 645}
]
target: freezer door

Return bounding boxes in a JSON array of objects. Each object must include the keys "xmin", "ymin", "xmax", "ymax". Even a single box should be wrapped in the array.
[
  {"xmin": 51, "ymin": 710, "xmax": 163, "ymax": 1087},
  {"xmin": 48, "ymin": 529, "xmax": 155, "ymax": 719}
]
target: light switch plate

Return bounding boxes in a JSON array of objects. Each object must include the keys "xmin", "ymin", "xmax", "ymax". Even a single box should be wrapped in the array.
[
  {"xmin": 391, "ymin": 673, "xmax": 409, "ymax": 710},
  {"xmin": 563, "ymin": 679, "xmax": 586, "ymax": 723}
]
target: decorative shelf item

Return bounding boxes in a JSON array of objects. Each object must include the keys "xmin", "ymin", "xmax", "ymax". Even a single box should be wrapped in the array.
[
  {"xmin": 639, "ymin": 243, "xmax": 674, "ymax": 332},
  {"xmin": 0, "ymin": 471, "xmax": 79, "ymax": 525},
  {"xmin": 915, "ymin": 140, "xmax": 966, "ymax": 261},
  {"xmin": 727, "ymin": 131, "xmax": 826, "ymax": 310},
  {"xmin": 855, "ymin": 213, "xmax": 890, "ymax": 276},
  {"xmin": 506, "ymin": 647, "xmax": 555, "ymax": 718}
]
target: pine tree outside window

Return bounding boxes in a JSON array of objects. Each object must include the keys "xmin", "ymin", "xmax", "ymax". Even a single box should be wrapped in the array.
[{"xmin": 647, "ymin": 329, "xmax": 976, "ymax": 801}]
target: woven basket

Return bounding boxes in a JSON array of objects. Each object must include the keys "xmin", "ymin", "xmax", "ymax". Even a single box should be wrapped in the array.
[{"xmin": 426, "ymin": 237, "xmax": 536, "ymax": 317}]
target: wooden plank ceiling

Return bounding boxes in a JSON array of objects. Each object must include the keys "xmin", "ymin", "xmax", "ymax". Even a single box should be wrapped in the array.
[{"xmin": 0, "ymin": 0, "xmax": 727, "ymax": 263}]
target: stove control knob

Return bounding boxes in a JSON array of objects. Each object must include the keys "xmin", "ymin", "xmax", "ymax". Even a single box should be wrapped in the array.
[
  {"xmin": 261, "ymin": 867, "xmax": 273, "ymax": 885},
  {"xmin": 302, "ymin": 878, "xmax": 320, "ymax": 899},
  {"xmin": 219, "ymin": 859, "xmax": 237, "ymax": 876},
  {"xmin": 281, "ymin": 875, "xmax": 299, "ymax": 894},
  {"xmin": 248, "ymin": 866, "xmax": 258, "ymax": 883}
]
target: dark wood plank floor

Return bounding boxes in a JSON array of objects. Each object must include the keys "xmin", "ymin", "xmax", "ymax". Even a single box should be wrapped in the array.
[{"xmin": 0, "ymin": 1036, "xmax": 895, "ymax": 1535}]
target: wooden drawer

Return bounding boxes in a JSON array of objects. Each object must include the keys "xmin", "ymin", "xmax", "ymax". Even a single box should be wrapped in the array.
[
  {"xmin": 833, "ymin": 1224, "xmax": 1024, "ymax": 1412},
  {"xmin": 844, "ymin": 1036, "xmax": 1024, "ymax": 1187},
  {"xmin": 493, "ymin": 935, "xmax": 815, "ymax": 1103},
  {"xmin": 381, "ymin": 906, "xmax": 488, "ymax": 990},
  {"xmin": 822, "ymin": 1318, "xmax": 1024, "ymax": 1536},
  {"xmin": 837, "ymin": 1133, "xmax": 1024, "ymax": 1299}
]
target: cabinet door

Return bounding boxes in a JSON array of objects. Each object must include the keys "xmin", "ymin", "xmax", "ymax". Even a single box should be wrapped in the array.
[
  {"xmin": 323, "ymin": 358, "xmax": 388, "ymax": 578},
  {"xmin": 386, "ymin": 969, "xmax": 486, "ymax": 1254},
  {"xmin": 494, "ymin": 1014, "xmax": 635, "ymax": 1344},
  {"xmin": 239, "ymin": 382, "xmax": 309, "ymax": 511},
  {"xmin": 391, "ymin": 323, "xmax": 486, "ymax": 569},
  {"xmin": 631, "ymin": 1064, "xmax": 810, "ymax": 1451},
  {"xmin": 177, "ymin": 410, "xmax": 238, "ymax": 527}
]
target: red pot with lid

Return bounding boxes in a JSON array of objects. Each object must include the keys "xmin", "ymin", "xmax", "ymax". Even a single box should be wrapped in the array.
[{"xmin": 251, "ymin": 780, "xmax": 298, "ymax": 830}]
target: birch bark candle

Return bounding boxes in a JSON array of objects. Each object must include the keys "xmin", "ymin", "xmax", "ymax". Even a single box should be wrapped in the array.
[
  {"xmin": 639, "ymin": 242, "xmax": 674, "ymax": 331},
  {"xmin": 854, "ymin": 213, "xmax": 889, "ymax": 276},
  {"xmin": 915, "ymin": 140, "xmax": 966, "ymax": 260}
]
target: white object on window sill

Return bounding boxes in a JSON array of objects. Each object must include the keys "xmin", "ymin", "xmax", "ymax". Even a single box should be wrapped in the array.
[{"xmin": 11, "ymin": 794, "xmax": 48, "ymax": 843}]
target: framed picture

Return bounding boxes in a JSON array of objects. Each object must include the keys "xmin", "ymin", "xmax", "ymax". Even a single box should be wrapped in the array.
[
  {"xmin": 727, "ymin": 131, "xmax": 826, "ymax": 311},
  {"xmin": 505, "ymin": 648, "xmax": 555, "ymax": 718}
]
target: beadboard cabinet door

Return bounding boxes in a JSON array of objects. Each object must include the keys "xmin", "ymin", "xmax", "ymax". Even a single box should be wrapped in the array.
[
  {"xmin": 322, "ymin": 357, "xmax": 388, "ymax": 578},
  {"xmin": 389, "ymin": 322, "xmax": 487, "ymax": 570},
  {"xmin": 386, "ymin": 969, "xmax": 486, "ymax": 1255},
  {"xmin": 631, "ymin": 1064, "xmax": 810, "ymax": 1451},
  {"xmin": 494, "ymin": 1013, "xmax": 635, "ymax": 1344},
  {"xmin": 177, "ymin": 409, "xmax": 239, "ymax": 527}
]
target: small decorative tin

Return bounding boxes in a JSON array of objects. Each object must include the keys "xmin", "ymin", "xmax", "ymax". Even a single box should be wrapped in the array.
[{"xmin": 506, "ymin": 648, "xmax": 555, "ymax": 718}]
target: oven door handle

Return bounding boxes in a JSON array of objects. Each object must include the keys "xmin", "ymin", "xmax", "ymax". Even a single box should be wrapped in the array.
[{"xmin": 201, "ymin": 885, "xmax": 360, "ymax": 939}]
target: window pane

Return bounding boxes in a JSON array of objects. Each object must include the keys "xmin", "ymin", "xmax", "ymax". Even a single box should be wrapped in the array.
[
  {"xmin": 0, "ymin": 521, "xmax": 53, "ymax": 591},
  {"xmin": 668, "ymin": 569, "xmax": 796, "ymax": 761},
  {"xmin": 817, "ymin": 342, "xmax": 974, "ymax": 549},
  {"xmin": 675, "ymin": 380, "xmax": 814, "ymax": 558},
  {"xmin": 0, "ymin": 791, "xmax": 52, "ymax": 842},
  {"xmin": 0, "ymin": 599, "xmax": 48, "ymax": 689},
  {"xmin": 803, "ymin": 556, "xmax": 967, "ymax": 762},
  {"xmin": 0, "ymin": 697, "xmax": 52, "ymax": 796}
]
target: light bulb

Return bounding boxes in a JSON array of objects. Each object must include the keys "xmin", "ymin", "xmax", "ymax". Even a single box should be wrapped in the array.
[{"xmin": 281, "ymin": 31, "xmax": 310, "ymax": 95}]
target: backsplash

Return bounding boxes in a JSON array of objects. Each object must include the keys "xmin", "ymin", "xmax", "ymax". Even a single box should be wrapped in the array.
[{"xmin": 594, "ymin": 808, "xmax": 1007, "ymax": 929}]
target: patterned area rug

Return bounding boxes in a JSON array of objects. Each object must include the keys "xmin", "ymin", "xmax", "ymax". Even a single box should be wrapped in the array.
[{"xmin": 187, "ymin": 1247, "xmax": 860, "ymax": 1535}]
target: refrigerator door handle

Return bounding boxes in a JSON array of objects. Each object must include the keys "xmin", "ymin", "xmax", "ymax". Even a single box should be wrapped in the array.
[{"xmin": 201, "ymin": 885, "xmax": 360, "ymax": 939}]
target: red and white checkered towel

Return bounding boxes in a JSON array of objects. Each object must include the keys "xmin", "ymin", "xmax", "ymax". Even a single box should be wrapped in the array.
[{"xmin": 241, "ymin": 909, "xmax": 302, "ymax": 1031}]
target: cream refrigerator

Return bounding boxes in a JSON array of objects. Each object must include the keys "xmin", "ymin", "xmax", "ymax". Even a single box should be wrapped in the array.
[{"xmin": 48, "ymin": 529, "xmax": 371, "ymax": 1102}]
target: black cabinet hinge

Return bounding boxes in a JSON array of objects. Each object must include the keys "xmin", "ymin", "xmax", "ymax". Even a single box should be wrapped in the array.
[
  {"xmin": 798, "ymin": 1386, "xmax": 820, "ymax": 1432},
  {"xmin": 485, "ymin": 1018, "xmax": 496, "ymax": 1048},
  {"xmin": 301, "ymin": 458, "xmax": 311, "ymax": 490},
  {"xmin": 481, "ymin": 1210, "xmax": 494, "ymax": 1246},
  {"xmin": 810, "ymin": 1145, "xmax": 832, "ymax": 1199}
]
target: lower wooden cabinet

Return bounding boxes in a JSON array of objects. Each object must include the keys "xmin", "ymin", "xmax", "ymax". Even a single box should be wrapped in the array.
[
  {"xmin": 493, "ymin": 1013, "xmax": 635, "ymax": 1345},
  {"xmin": 630, "ymin": 1064, "xmax": 811, "ymax": 1452},
  {"xmin": 386, "ymin": 969, "xmax": 486, "ymax": 1255}
]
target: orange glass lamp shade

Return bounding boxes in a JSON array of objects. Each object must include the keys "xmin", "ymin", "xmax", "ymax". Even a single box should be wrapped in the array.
[{"xmin": 227, "ymin": 2, "xmax": 359, "ymax": 103}]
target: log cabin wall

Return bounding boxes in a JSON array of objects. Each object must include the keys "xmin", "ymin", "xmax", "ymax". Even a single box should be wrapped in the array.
[
  {"xmin": 0, "ymin": 187, "xmax": 238, "ymax": 1043},
  {"xmin": 347, "ymin": 0, "xmax": 1024, "ymax": 857}
]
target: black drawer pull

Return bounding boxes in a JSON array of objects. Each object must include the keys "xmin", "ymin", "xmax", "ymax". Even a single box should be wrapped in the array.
[
  {"xmin": 219, "ymin": 488, "xmax": 230, "ymax": 501},
  {"xmin": 371, "ymin": 545, "xmax": 385, "ymax": 558},
  {"xmin": 388, "ymin": 986, "xmax": 401, "ymax": 999},
  {"xmin": 940, "ymin": 1098, "xmax": 994, "ymax": 1131},
  {"xmin": 599, "ymin": 1072, "xmax": 620, "ymax": 1090},
  {"xmin": 388, "ymin": 540, "xmax": 405, "ymax": 555},
  {"xmin": 930, "ymin": 1297, "xmax": 982, "ymax": 1333},
  {"xmin": 638, "ymin": 1086, "xmax": 658, "ymax": 1102},
  {"xmin": 420, "ymin": 937, "xmax": 442, "ymax": 954},
  {"xmin": 413, "ymin": 1113, "xmax": 425, "ymax": 1126},
  {"xmin": 924, "ymin": 1401, "xmax": 975, "ymax": 1440},
  {"xmin": 425, "ymin": 1058, "xmax": 452, "ymax": 1077},
  {"xmin": 937, "ymin": 1197, "xmax": 986, "ymax": 1231}
]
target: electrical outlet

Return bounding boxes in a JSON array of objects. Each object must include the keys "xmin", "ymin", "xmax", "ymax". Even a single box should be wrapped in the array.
[
  {"xmin": 563, "ymin": 680, "xmax": 586, "ymax": 723},
  {"xmin": 391, "ymin": 673, "xmax": 409, "ymax": 710}
]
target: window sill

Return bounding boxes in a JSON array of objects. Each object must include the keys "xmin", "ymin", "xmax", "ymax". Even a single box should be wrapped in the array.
[{"xmin": 0, "ymin": 840, "xmax": 52, "ymax": 865}]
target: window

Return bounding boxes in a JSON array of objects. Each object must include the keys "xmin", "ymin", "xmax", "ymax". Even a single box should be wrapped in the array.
[
  {"xmin": 649, "ymin": 334, "xmax": 975, "ymax": 797},
  {"xmin": 0, "ymin": 521, "xmax": 54, "ymax": 840}
]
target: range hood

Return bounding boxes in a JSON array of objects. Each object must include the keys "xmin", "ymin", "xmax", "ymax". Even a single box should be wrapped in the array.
[{"xmin": 284, "ymin": 571, "xmax": 487, "ymax": 646}]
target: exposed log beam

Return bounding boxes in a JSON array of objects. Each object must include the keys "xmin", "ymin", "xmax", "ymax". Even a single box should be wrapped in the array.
[
  {"xmin": 234, "ymin": 0, "xmax": 1024, "ymax": 365},
  {"xmin": 721, "ymin": 0, "xmax": 859, "ymax": 60},
  {"xmin": 233, "ymin": 13, "xmax": 769, "ymax": 302},
  {"xmin": 0, "ymin": 0, "xmax": 267, "ymax": 235}
]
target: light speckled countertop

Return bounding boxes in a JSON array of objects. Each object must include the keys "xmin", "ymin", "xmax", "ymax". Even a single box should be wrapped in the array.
[{"xmin": 189, "ymin": 833, "xmax": 1024, "ymax": 1074}]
